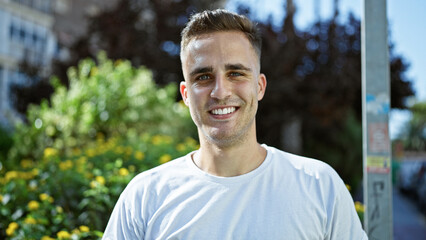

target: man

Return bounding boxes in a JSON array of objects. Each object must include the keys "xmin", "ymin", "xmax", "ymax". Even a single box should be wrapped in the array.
[{"xmin": 103, "ymin": 9, "xmax": 367, "ymax": 239}]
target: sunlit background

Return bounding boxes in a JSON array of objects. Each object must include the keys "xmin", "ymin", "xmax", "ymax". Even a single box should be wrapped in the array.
[
  {"xmin": 0, "ymin": 0, "xmax": 425, "ymax": 239},
  {"xmin": 227, "ymin": 0, "xmax": 426, "ymax": 139}
]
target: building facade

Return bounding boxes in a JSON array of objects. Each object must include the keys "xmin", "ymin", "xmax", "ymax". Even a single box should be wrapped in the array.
[{"xmin": 0, "ymin": 0, "xmax": 59, "ymax": 128}]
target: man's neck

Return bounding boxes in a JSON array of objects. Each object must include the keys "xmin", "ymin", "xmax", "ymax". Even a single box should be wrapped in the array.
[{"xmin": 192, "ymin": 136, "xmax": 267, "ymax": 177}]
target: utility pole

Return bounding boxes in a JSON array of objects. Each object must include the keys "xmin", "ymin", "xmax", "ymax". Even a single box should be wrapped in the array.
[{"xmin": 362, "ymin": 0, "xmax": 393, "ymax": 239}]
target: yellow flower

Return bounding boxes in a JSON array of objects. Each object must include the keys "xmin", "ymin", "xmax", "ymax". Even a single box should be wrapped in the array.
[
  {"xmin": 41, "ymin": 236, "xmax": 55, "ymax": 240},
  {"xmin": 56, "ymin": 206, "xmax": 63, "ymax": 213},
  {"xmin": 185, "ymin": 137, "xmax": 198, "ymax": 146},
  {"xmin": 5, "ymin": 171, "xmax": 18, "ymax": 182},
  {"xmin": 176, "ymin": 144, "xmax": 186, "ymax": 152},
  {"xmin": 39, "ymin": 193, "xmax": 54, "ymax": 203},
  {"xmin": 28, "ymin": 200, "xmax": 40, "ymax": 210},
  {"xmin": 39, "ymin": 193, "xmax": 49, "ymax": 201},
  {"xmin": 77, "ymin": 156, "xmax": 87, "ymax": 164},
  {"xmin": 151, "ymin": 135, "xmax": 161, "ymax": 145},
  {"xmin": 6, "ymin": 222, "xmax": 18, "ymax": 236},
  {"xmin": 86, "ymin": 148, "xmax": 96, "ymax": 157},
  {"xmin": 24, "ymin": 216, "xmax": 37, "ymax": 224},
  {"xmin": 119, "ymin": 168, "xmax": 129, "ymax": 176},
  {"xmin": 32, "ymin": 168, "xmax": 40, "ymax": 176},
  {"xmin": 19, "ymin": 170, "xmax": 37, "ymax": 180},
  {"xmin": 96, "ymin": 176, "xmax": 106, "ymax": 185},
  {"xmin": 134, "ymin": 151, "xmax": 145, "ymax": 160},
  {"xmin": 345, "ymin": 184, "xmax": 351, "ymax": 192},
  {"xmin": 159, "ymin": 154, "xmax": 172, "ymax": 164},
  {"xmin": 79, "ymin": 225, "xmax": 90, "ymax": 232},
  {"xmin": 152, "ymin": 135, "xmax": 172, "ymax": 145},
  {"xmin": 20, "ymin": 159, "xmax": 34, "ymax": 168},
  {"xmin": 57, "ymin": 230, "xmax": 71, "ymax": 239},
  {"xmin": 0, "ymin": 194, "xmax": 3, "ymax": 202},
  {"xmin": 59, "ymin": 160, "xmax": 73, "ymax": 171},
  {"xmin": 355, "ymin": 201, "xmax": 365, "ymax": 213},
  {"xmin": 44, "ymin": 148, "xmax": 58, "ymax": 158}
]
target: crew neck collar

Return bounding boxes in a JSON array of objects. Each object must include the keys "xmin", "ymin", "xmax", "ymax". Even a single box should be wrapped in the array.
[{"xmin": 185, "ymin": 144, "xmax": 272, "ymax": 184}]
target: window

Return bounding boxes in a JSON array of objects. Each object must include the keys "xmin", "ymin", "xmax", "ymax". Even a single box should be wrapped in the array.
[
  {"xmin": 19, "ymin": 28, "xmax": 25, "ymax": 41},
  {"xmin": 32, "ymin": 32, "xmax": 38, "ymax": 44},
  {"xmin": 9, "ymin": 24, "xmax": 15, "ymax": 39}
]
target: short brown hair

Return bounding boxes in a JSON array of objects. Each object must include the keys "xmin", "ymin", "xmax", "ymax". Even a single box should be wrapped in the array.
[{"xmin": 180, "ymin": 9, "xmax": 262, "ymax": 59}]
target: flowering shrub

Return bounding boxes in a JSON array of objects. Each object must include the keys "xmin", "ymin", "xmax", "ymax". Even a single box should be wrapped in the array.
[
  {"xmin": 0, "ymin": 134, "xmax": 198, "ymax": 239},
  {"xmin": 0, "ymin": 54, "xmax": 365, "ymax": 238},
  {"xmin": 7, "ymin": 52, "xmax": 196, "ymax": 167},
  {"xmin": 1, "ymin": 54, "xmax": 198, "ymax": 239}
]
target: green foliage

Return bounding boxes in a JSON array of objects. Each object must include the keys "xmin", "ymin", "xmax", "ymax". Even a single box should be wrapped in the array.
[
  {"xmin": 1, "ymin": 54, "xmax": 199, "ymax": 239},
  {"xmin": 0, "ymin": 134, "xmax": 198, "ymax": 239},
  {"xmin": 0, "ymin": 126, "xmax": 13, "ymax": 163},
  {"xmin": 401, "ymin": 101, "xmax": 426, "ymax": 150},
  {"xmin": 7, "ymin": 53, "xmax": 196, "ymax": 165},
  {"xmin": 304, "ymin": 110, "xmax": 363, "ymax": 191}
]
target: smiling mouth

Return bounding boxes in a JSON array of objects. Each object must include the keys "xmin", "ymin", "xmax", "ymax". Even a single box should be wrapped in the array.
[{"xmin": 210, "ymin": 107, "xmax": 237, "ymax": 115}]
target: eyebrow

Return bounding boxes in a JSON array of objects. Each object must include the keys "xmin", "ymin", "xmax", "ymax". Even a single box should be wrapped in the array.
[
  {"xmin": 190, "ymin": 66, "xmax": 213, "ymax": 77},
  {"xmin": 189, "ymin": 63, "xmax": 252, "ymax": 77},
  {"xmin": 225, "ymin": 63, "xmax": 251, "ymax": 72}
]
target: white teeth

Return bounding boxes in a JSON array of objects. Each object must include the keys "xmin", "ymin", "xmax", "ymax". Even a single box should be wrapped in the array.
[{"xmin": 212, "ymin": 107, "xmax": 236, "ymax": 115}]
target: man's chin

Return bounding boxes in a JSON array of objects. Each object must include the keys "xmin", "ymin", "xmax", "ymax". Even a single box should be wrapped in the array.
[{"xmin": 204, "ymin": 132, "xmax": 242, "ymax": 148}]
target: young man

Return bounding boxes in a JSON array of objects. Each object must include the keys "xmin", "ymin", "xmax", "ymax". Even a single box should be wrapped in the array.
[{"xmin": 103, "ymin": 9, "xmax": 367, "ymax": 239}]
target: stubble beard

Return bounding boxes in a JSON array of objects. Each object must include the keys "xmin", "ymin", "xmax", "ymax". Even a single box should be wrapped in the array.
[{"xmin": 197, "ymin": 98, "xmax": 258, "ymax": 149}]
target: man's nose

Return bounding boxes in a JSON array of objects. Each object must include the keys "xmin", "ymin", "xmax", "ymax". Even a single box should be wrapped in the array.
[{"xmin": 210, "ymin": 75, "xmax": 231, "ymax": 100}]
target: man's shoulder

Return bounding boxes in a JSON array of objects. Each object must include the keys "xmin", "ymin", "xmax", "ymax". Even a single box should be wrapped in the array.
[
  {"xmin": 265, "ymin": 145, "xmax": 341, "ymax": 182},
  {"xmin": 125, "ymin": 153, "xmax": 191, "ymax": 191}
]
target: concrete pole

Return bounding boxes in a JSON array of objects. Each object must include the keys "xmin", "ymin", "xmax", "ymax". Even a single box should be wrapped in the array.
[{"xmin": 362, "ymin": 0, "xmax": 393, "ymax": 239}]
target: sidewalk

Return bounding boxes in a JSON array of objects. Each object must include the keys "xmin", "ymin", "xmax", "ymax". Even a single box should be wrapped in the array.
[{"xmin": 393, "ymin": 187, "xmax": 426, "ymax": 240}]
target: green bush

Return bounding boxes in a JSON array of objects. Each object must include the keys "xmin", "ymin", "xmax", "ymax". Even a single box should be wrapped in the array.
[
  {"xmin": 7, "ymin": 52, "xmax": 196, "ymax": 165},
  {"xmin": 1, "ymin": 134, "xmax": 198, "ymax": 239},
  {"xmin": 1, "ymin": 54, "xmax": 198, "ymax": 239},
  {"xmin": 0, "ymin": 126, "xmax": 13, "ymax": 163}
]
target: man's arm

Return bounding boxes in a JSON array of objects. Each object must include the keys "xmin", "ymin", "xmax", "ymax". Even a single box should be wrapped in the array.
[
  {"xmin": 103, "ymin": 187, "xmax": 145, "ymax": 240},
  {"xmin": 326, "ymin": 182, "xmax": 368, "ymax": 240}
]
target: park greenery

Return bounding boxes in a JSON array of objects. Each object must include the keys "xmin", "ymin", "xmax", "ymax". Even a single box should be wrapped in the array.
[
  {"xmin": 4, "ymin": 0, "xmax": 420, "ymax": 237},
  {"xmin": 13, "ymin": 0, "xmax": 414, "ymax": 193},
  {"xmin": 400, "ymin": 102, "xmax": 426, "ymax": 151},
  {"xmin": 0, "ymin": 54, "xmax": 366, "ymax": 239},
  {"xmin": 0, "ymin": 55, "xmax": 198, "ymax": 239}
]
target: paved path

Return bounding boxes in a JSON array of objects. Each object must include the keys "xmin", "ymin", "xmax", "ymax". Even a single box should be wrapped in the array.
[{"xmin": 393, "ymin": 187, "xmax": 426, "ymax": 240}]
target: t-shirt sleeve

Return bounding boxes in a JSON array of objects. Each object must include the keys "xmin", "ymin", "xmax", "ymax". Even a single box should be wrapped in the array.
[
  {"xmin": 326, "ymin": 180, "xmax": 368, "ymax": 240},
  {"xmin": 102, "ymin": 184, "xmax": 145, "ymax": 240}
]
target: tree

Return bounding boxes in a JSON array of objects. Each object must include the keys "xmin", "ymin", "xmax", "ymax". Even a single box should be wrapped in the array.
[
  {"xmin": 11, "ymin": 0, "xmax": 414, "ymax": 188},
  {"xmin": 242, "ymin": 0, "xmax": 414, "ymax": 188},
  {"xmin": 54, "ymin": 0, "xmax": 225, "ymax": 86},
  {"xmin": 401, "ymin": 102, "xmax": 426, "ymax": 151},
  {"xmin": 12, "ymin": 0, "xmax": 225, "ymax": 115}
]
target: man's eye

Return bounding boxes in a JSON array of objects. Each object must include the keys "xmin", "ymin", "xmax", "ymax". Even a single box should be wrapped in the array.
[
  {"xmin": 229, "ymin": 72, "xmax": 243, "ymax": 77},
  {"xmin": 197, "ymin": 75, "xmax": 210, "ymax": 81}
]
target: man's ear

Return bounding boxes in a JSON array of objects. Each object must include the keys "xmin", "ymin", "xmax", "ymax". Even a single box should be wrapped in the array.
[
  {"xmin": 180, "ymin": 81, "xmax": 189, "ymax": 106},
  {"xmin": 257, "ymin": 73, "xmax": 267, "ymax": 101}
]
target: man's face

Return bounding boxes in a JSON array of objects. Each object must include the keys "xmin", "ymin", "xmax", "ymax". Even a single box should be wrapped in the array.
[{"xmin": 180, "ymin": 31, "xmax": 266, "ymax": 147}]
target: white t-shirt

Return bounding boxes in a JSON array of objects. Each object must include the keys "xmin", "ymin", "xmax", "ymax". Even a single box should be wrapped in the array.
[{"xmin": 103, "ymin": 145, "xmax": 368, "ymax": 240}]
